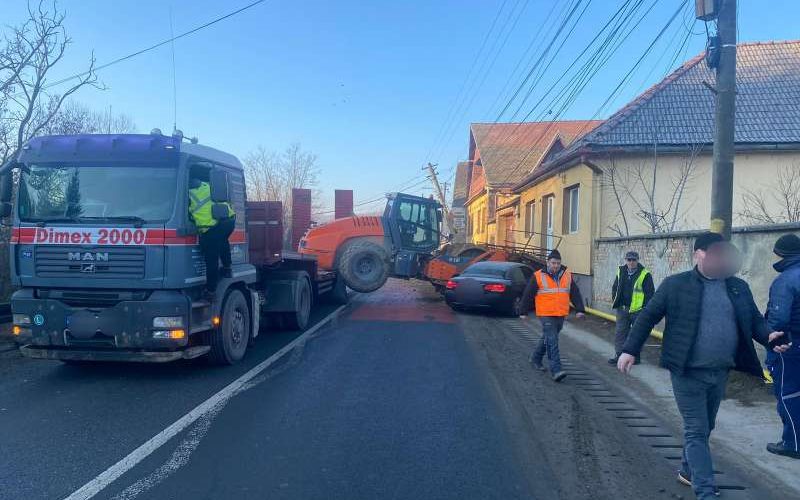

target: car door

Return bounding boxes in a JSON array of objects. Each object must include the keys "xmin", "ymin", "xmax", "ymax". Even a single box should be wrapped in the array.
[{"xmin": 508, "ymin": 266, "xmax": 529, "ymax": 296}]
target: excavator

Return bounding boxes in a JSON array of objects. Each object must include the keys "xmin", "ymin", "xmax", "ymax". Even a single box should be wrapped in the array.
[{"xmin": 298, "ymin": 192, "xmax": 549, "ymax": 293}]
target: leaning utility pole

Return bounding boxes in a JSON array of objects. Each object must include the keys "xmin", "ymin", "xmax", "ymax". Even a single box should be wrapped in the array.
[
  {"xmin": 706, "ymin": 0, "xmax": 737, "ymax": 239},
  {"xmin": 426, "ymin": 163, "xmax": 455, "ymax": 237}
]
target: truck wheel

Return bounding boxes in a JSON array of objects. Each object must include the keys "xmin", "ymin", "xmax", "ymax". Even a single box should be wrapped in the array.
[
  {"xmin": 326, "ymin": 275, "xmax": 349, "ymax": 305},
  {"xmin": 209, "ymin": 289, "xmax": 250, "ymax": 365},
  {"xmin": 339, "ymin": 240, "xmax": 389, "ymax": 293},
  {"xmin": 283, "ymin": 276, "xmax": 312, "ymax": 330}
]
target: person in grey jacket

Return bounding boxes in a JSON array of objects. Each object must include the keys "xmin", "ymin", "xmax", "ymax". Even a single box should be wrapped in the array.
[{"xmin": 617, "ymin": 232, "xmax": 789, "ymax": 500}]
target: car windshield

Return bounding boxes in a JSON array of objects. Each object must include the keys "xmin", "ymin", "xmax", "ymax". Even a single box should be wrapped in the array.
[
  {"xmin": 461, "ymin": 264, "xmax": 510, "ymax": 278},
  {"xmin": 18, "ymin": 164, "xmax": 177, "ymax": 222}
]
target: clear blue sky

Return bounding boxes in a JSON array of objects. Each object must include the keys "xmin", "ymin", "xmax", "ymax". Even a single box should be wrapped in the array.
[{"xmin": 5, "ymin": 0, "xmax": 799, "ymax": 213}]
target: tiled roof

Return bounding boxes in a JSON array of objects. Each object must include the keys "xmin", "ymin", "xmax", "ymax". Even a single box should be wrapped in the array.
[
  {"xmin": 470, "ymin": 120, "xmax": 602, "ymax": 188},
  {"xmin": 452, "ymin": 161, "xmax": 472, "ymax": 205},
  {"xmin": 574, "ymin": 40, "xmax": 800, "ymax": 148}
]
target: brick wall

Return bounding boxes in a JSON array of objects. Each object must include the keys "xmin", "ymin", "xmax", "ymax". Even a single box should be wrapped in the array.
[
  {"xmin": 592, "ymin": 223, "xmax": 800, "ymax": 313},
  {"xmin": 334, "ymin": 189, "xmax": 354, "ymax": 219},
  {"xmin": 291, "ymin": 188, "xmax": 312, "ymax": 251}
]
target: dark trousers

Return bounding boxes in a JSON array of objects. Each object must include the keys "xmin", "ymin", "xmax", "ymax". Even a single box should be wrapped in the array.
[
  {"xmin": 614, "ymin": 308, "xmax": 638, "ymax": 357},
  {"xmin": 671, "ymin": 368, "xmax": 729, "ymax": 500},
  {"xmin": 199, "ymin": 217, "xmax": 235, "ymax": 291},
  {"xmin": 766, "ymin": 353, "xmax": 800, "ymax": 451},
  {"xmin": 532, "ymin": 316, "xmax": 565, "ymax": 373}
]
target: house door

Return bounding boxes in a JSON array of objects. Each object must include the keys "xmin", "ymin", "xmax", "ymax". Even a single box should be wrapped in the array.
[{"xmin": 545, "ymin": 196, "xmax": 554, "ymax": 251}]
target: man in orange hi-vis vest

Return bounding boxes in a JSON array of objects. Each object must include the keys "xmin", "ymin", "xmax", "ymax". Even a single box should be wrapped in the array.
[{"xmin": 521, "ymin": 249, "xmax": 586, "ymax": 382}]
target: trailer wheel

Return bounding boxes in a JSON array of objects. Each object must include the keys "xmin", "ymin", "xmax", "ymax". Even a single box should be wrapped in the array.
[
  {"xmin": 283, "ymin": 276, "xmax": 312, "ymax": 330},
  {"xmin": 338, "ymin": 240, "xmax": 390, "ymax": 293},
  {"xmin": 209, "ymin": 289, "xmax": 250, "ymax": 365},
  {"xmin": 326, "ymin": 275, "xmax": 349, "ymax": 305}
]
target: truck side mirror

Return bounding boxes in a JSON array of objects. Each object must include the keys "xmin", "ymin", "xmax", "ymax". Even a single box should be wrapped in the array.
[
  {"xmin": 211, "ymin": 203, "xmax": 229, "ymax": 220},
  {"xmin": 0, "ymin": 173, "xmax": 13, "ymax": 203},
  {"xmin": 209, "ymin": 169, "xmax": 230, "ymax": 202}
]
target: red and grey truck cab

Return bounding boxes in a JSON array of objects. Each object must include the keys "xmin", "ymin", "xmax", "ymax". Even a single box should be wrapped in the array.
[{"xmin": 0, "ymin": 132, "xmax": 263, "ymax": 363}]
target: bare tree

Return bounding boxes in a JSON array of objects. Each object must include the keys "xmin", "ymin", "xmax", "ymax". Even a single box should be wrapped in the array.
[
  {"xmin": 243, "ymin": 143, "xmax": 321, "ymax": 245},
  {"xmin": 0, "ymin": 1, "xmax": 102, "ymax": 164},
  {"xmin": 737, "ymin": 165, "xmax": 800, "ymax": 225},
  {"xmin": 602, "ymin": 144, "xmax": 701, "ymax": 235},
  {"xmin": 38, "ymin": 100, "xmax": 136, "ymax": 135}
]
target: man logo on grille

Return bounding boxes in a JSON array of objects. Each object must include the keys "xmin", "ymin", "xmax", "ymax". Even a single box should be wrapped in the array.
[
  {"xmin": 80, "ymin": 263, "xmax": 96, "ymax": 273},
  {"xmin": 68, "ymin": 252, "xmax": 109, "ymax": 262}
]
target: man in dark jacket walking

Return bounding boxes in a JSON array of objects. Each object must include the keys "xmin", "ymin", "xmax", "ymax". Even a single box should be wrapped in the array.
[
  {"xmin": 608, "ymin": 250, "xmax": 655, "ymax": 365},
  {"xmin": 617, "ymin": 232, "xmax": 789, "ymax": 500},
  {"xmin": 765, "ymin": 234, "xmax": 800, "ymax": 459}
]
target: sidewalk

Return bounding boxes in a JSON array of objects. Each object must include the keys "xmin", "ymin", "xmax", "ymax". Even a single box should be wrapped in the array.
[{"xmin": 558, "ymin": 316, "xmax": 800, "ymax": 496}]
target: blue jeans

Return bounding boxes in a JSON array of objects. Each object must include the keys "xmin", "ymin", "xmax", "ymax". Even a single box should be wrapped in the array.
[
  {"xmin": 766, "ymin": 353, "xmax": 800, "ymax": 451},
  {"xmin": 533, "ymin": 316, "xmax": 565, "ymax": 373},
  {"xmin": 671, "ymin": 369, "xmax": 729, "ymax": 500}
]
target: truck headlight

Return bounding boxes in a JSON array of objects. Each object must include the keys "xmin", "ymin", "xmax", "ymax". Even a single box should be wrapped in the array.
[
  {"xmin": 153, "ymin": 316, "xmax": 184, "ymax": 328},
  {"xmin": 13, "ymin": 314, "xmax": 31, "ymax": 325}
]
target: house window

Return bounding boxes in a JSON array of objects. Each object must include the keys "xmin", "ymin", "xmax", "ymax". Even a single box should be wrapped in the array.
[
  {"xmin": 524, "ymin": 201, "xmax": 535, "ymax": 236},
  {"xmin": 564, "ymin": 185, "xmax": 580, "ymax": 234}
]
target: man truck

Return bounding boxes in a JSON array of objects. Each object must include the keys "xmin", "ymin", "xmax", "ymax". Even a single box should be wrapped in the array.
[{"xmin": 0, "ymin": 131, "xmax": 346, "ymax": 365}]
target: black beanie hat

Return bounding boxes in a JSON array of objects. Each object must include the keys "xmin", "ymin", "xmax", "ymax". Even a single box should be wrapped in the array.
[
  {"xmin": 774, "ymin": 234, "xmax": 800, "ymax": 257},
  {"xmin": 694, "ymin": 232, "xmax": 725, "ymax": 251},
  {"xmin": 547, "ymin": 249, "xmax": 562, "ymax": 260}
]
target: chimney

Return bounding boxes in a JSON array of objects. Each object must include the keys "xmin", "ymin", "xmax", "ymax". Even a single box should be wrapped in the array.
[
  {"xmin": 291, "ymin": 188, "xmax": 312, "ymax": 250},
  {"xmin": 334, "ymin": 189, "xmax": 354, "ymax": 219}
]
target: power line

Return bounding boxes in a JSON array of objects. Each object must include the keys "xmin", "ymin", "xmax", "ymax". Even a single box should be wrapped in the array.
[
  {"xmin": 26, "ymin": 0, "xmax": 270, "ymax": 94},
  {"xmin": 487, "ymin": 0, "xmax": 646, "ymax": 172},
  {"xmin": 497, "ymin": 0, "xmax": 690, "ymax": 188},
  {"xmin": 418, "ymin": 0, "xmax": 512, "ymax": 167}
]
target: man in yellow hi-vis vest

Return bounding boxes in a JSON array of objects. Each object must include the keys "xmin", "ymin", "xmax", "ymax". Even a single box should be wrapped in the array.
[
  {"xmin": 189, "ymin": 178, "xmax": 235, "ymax": 299},
  {"xmin": 608, "ymin": 250, "xmax": 654, "ymax": 365}
]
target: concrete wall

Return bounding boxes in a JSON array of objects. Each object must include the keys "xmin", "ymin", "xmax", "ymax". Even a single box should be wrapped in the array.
[
  {"xmin": 596, "ymin": 150, "xmax": 800, "ymax": 238},
  {"xmin": 591, "ymin": 223, "xmax": 800, "ymax": 313}
]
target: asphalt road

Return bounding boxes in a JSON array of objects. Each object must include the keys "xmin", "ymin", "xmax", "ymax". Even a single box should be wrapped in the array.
[{"xmin": 0, "ymin": 280, "xmax": 778, "ymax": 499}]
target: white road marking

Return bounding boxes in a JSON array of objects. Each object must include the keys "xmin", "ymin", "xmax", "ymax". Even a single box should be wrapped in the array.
[{"xmin": 64, "ymin": 304, "xmax": 347, "ymax": 500}]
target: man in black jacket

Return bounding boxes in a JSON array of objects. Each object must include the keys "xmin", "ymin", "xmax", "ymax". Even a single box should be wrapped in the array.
[
  {"xmin": 617, "ymin": 232, "xmax": 790, "ymax": 500},
  {"xmin": 608, "ymin": 250, "xmax": 655, "ymax": 365}
]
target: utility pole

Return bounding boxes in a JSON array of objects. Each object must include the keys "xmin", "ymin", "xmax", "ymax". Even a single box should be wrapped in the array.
[
  {"xmin": 708, "ymin": 0, "xmax": 737, "ymax": 239},
  {"xmin": 426, "ymin": 163, "xmax": 455, "ymax": 237}
]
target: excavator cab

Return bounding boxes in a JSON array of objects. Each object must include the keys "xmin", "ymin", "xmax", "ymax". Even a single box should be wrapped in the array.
[{"xmin": 384, "ymin": 193, "xmax": 442, "ymax": 278}]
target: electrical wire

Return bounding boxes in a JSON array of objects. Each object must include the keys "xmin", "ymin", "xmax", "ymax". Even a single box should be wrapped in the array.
[
  {"xmin": 495, "ymin": 0, "xmax": 689, "ymax": 187},
  {"xmin": 27, "ymin": 0, "xmax": 270, "ymax": 93}
]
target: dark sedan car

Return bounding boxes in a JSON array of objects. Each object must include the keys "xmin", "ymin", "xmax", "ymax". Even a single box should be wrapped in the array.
[{"xmin": 444, "ymin": 261, "xmax": 535, "ymax": 316}]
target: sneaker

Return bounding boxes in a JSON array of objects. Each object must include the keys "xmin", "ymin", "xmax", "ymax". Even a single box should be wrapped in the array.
[
  {"xmin": 767, "ymin": 442, "xmax": 800, "ymax": 459},
  {"xmin": 607, "ymin": 356, "xmax": 619, "ymax": 365},
  {"xmin": 677, "ymin": 470, "xmax": 721, "ymax": 496},
  {"xmin": 552, "ymin": 371, "xmax": 567, "ymax": 382}
]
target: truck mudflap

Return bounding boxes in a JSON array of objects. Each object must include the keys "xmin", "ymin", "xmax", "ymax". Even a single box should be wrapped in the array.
[{"xmin": 19, "ymin": 345, "xmax": 211, "ymax": 363}]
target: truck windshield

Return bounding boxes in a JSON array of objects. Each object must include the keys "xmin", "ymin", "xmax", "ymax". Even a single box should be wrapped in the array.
[{"xmin": 18, "ymin": 164, "xmax": 177, "ymax": 222}]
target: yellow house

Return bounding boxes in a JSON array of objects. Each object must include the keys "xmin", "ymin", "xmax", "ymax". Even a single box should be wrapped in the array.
[
  {"xmin": 462, "ymin": 121, "xmax": 600, "ymax": 247},
  {"xmin": 509, "ymin": 40, "xmax": 800, "ymax": 301}
]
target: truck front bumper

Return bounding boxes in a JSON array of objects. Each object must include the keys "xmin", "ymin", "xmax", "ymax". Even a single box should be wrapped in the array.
[
  {"xmin": 19, "ymin": 345, "xmax": 210, "ymax": 363},
  {"xmin": 11, "ymin": 289, "xmax": 193, "ymax": 356}
]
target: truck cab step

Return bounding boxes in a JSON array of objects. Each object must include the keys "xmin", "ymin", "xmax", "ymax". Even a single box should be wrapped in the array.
[{"xmin": 192, "ymin": 300, "xmax": 211, "ymax": 309}]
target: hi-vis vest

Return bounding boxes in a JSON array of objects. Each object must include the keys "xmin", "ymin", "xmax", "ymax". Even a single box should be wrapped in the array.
[
  {"xmin": 615, "ymin": 267, "xmax": 651, "ymax": 313},
  {"xmin": 189, "ymin": 182, "xmax": 234, "ymax": 234},
  {"xmin": 534, "ymin": 269, "xmax": 572, "ymax": 317}
]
